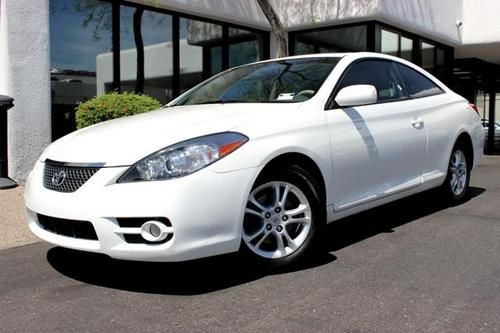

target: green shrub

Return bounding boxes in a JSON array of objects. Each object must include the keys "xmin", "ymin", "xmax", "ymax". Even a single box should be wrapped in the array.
[{"xmin": 75, "ymin": 92, "xmax": 162, "ymax": 129}]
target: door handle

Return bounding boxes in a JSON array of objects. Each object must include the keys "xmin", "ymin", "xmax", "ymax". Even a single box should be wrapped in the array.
[{"xmin": 411, "ymin": 116, "xmax": 424, "ymax": 129}]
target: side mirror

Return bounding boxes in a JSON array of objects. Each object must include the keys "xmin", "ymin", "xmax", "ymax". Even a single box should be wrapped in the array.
[{"xmin": 335, "ymin": 84, "xmax": 377, "ymax": 107}]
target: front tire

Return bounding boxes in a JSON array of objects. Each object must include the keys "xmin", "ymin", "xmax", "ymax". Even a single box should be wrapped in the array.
[
  {"xmin": 441, "ymin": 144, "xmax": 470, "ymax": 203},
  {"xmin": 241, "ymin": 165, "xmax": 324, "ymax": 267}
]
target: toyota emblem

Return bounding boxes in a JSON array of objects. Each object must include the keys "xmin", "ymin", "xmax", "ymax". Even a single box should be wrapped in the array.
[{"xmin": 51, "ymin": 170, "xmax": 67, "ymax": 187}]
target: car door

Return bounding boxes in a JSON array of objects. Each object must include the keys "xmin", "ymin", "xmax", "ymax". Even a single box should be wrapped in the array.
[
  {"xmin": 394, "ymin": 63, "xmax": 452, "ymax": 179},
  {"xmin": 325, "ymin": 59, "xmax": 427, "ymax": 211}
]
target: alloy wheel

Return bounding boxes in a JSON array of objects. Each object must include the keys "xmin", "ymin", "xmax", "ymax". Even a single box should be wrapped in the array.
[
  {"xmin": 449, "ymin": 150, "xmax": 467, "ymax": 196},
  {"xmin": 243, "ymin": 181, "xmax": 312, "ymax": 259}
]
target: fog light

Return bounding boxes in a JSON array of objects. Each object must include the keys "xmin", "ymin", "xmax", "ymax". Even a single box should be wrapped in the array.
[
  {"xmin": 149, "ymin": 223, "xmax": 161, "ymax": 237},
  {"xmin": 140, "ymin": 221, "xmax": 170, "ymax": 242}
]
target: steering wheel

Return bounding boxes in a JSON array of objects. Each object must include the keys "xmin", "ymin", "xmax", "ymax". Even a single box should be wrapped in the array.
[{"xmin": 293, "ymin": 90, "xmax": 315, "ymax": 101}]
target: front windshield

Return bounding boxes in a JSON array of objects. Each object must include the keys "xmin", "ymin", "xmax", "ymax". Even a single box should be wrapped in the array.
[{"xmin": 174, "ymin": 57, "xmax": 340, "ymax": 106}]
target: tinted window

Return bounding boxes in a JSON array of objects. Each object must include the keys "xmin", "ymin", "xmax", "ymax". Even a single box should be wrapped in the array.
[
  {"xmin": 381, "ymin": 30, "xmax": 398, "ymax": 56},
  {"xmin": 421, "ymin": 42, "xmax": 435, "ymax": 69},
  {"xmin": 337, "ymin": 60, "xmax": 407, "ymax": 103},
  {"xmin": 396, "ymin": 64, "xmax": 443, "ymax": 98},
  {"xmin": 293, "ymin": 25, "xmax": 367, "ymax": 55}
]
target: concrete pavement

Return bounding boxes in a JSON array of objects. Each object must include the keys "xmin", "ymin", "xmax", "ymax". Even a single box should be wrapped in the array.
[
  {"xmin": 0, "ymin": 186, "xmax": 38, "ymax": 250},
  {"xmin": 1, "ymin": 157, "xmax": 499, "ymax": 332}
]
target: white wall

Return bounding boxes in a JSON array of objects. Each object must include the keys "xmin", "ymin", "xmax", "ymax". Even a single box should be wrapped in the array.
[
  {"xmin": 0, "ymin": 0, "xmax": 52, "ymax": 183},
  {"xmin": 270, "ymin": 0, "xmax": 462, "ymax": 45},
  {"xmin": 271, "ymin": 0, "xmax": 379, "ymax": 30},
  {"xmin": 462, "ymin": 0, "xmax": 500, "ymax": 45},
  {"xmin": 126, "ymin": 0, "xmax": 269, "ymax": 30},
  {"xmin": 454, "ymin": 0, "xmax": 500, "ymax": 64},
  {"xmin": 377, "ymin": 0, "xmax": 462, "ymax": 45}
]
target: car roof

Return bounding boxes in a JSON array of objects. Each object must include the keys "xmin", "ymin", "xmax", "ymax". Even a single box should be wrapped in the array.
[
  {"xmin": 265, "ymin": 52, "xmax": 450, "ymax": 92},
  {"xmin": 169, "ymin": 52, "xmax": 453, "ymax": 106},
  {"xmin": 263, "ymin": 52, "xmax": 404, "ymax": 62}
]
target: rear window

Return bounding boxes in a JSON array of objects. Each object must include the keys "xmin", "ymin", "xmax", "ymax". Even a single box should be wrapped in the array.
[{"xmin": 396, "ymin": 63, "xmax": 444, "ymax": 98}]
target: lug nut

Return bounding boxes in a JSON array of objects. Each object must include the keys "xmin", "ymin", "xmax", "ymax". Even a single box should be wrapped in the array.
[
  {"xmin": 266, "ymin": 224, "xmax": 272, "ymax": 231},
  {"xmin": 275, "ymin": 207, "xmax": 281, "ymax": 213},
  {"xmin": 265, "ymin": 212, "xmax": 271, "ymax": 219},
  {"xmin": 282, "ymin": 215, "xmax": 288, "ymax": 221},
  {"xmin": 276, "ymin": 225, "xmax": 283, "ymax": 232}
]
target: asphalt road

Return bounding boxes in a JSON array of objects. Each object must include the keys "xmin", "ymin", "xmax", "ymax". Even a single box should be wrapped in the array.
[{"xmin": 1, "ymin": 157, "xmax": 500, "ymax": 333}]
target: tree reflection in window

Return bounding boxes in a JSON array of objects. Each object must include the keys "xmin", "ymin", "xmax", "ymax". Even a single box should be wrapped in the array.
[{"xmin": 175, "ymin": 58, "xmax": 340, "ymax": 105}]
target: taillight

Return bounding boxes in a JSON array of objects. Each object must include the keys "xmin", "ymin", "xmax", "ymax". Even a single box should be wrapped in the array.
[{"xmin": 469, "ymin": 103, "xmax": 480, "ymax": 115}]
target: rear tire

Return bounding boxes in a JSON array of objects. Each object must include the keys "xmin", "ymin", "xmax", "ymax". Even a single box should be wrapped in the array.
[
  {"xmin": 240, "ymin": 165, "xmax": 324, "ymax": 268},
  {"xmin": 441, "ymin": 144, "xmax": 470, "ymax": 203}
]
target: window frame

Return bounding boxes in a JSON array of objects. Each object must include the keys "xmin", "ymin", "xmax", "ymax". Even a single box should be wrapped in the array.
[
  {"xmin": 325, "ymin": 58, "xmax": 411, "ymax": 110},
  {"xmin": 379, "ymin": 27, "xmax": 415, "ymax": 62},
  {"xmin": 105, "ymin": 0, "xmax": 270, "ymax": 96},
  {"xmin": 173, "ymin": 57, "xmax": 341, "ymax": 106},
  {"xmin": 395, "ymin": 62, "xmax": 446, "ymax": 99},
  {"xmin": 325, "ymin": 58, "xmax": 446, "ymax": 110},
  {"xmin": 288, "ymin": 20, "xmax": 453, "ymax": 84},
  {"xmin": 380, "ymin": 28, "xmax": 401, "ymax": 57},
  {"xmin": 288, "ymin": 21, "xmax": 373, "ymax": 55},
  {"xmin": 421, "ymin": 41, "xmax": 436, "ymax": 70}
]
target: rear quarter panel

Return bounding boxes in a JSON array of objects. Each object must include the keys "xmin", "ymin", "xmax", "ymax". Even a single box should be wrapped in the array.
[{"xmin": 423, "ymin": 92, "xmax": 481, "ymax": 180}]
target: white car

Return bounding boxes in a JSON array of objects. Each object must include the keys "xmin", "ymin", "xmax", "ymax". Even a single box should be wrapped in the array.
[{"xmin": 25, "ymin": 53, "xmax": 484, "ymax": 266}]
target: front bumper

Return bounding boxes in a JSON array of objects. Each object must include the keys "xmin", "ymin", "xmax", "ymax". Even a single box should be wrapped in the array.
[{"xmin": 24, "ymin": 160, "xmax": 259, "ymax": 262}]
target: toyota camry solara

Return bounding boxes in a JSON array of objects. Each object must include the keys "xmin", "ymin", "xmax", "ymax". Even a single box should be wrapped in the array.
[{"xmin": 25, "ymin": 53, "xmax": 484, "ymax": 266}]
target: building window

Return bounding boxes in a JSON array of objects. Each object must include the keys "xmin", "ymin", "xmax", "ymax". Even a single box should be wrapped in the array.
[
  {"xmin": 49, "ymin": 0, "xmax": 269, "ymax": 140},
  {"xmin": 118, "ymin": 6, "xmax": 173, "ymax": 104},
  {"xmin": 380, "ymin": 29, "xmax": 414, "ymax": 62},
  {"xmin": 177, "ymin": 21, "xmax": 264, "ymax": 94},
  {"xmin": 228, "ymin": 28, "xmax": 261, "ymax": 68},
  {"xmin": 291, "ymin": 25, "xmax": 368, "ymax": 55},
  {"xmin": 180, "ymin": 18, "xmax": 221, "ymax": 94},
  {"xmin": 377, "ymin": 24, "xmax": 451, "ymax": 82},
  {"xmin": 436, "ymin": 47, "xmax": 445, "ymax": 67},
  {"xmin": 381, "ymin": 29, "xmax": 399, "ymax": 57},
  {"xmin": 421, "ymin": 42, "xmax": 435, "ymax": 69},
  {"xmin": 400, "ymin": 37, "xmax": 413, "ymax": 61},
  {"xmin": 50, "ymin": 0, "xmax": 112, "ymax": 140},
  {"xmin": 210, "ymin": 46, "xmax": 223, "ymax": 76}
]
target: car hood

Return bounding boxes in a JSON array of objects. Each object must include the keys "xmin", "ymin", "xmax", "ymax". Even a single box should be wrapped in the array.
[{"xmin": 41, "ymin": 103, "xmax": 300, "ymax": 166}]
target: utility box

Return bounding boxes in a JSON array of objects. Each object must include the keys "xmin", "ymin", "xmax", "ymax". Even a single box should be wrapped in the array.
[{"xmin": 0, "ymin": 95, "xmax": 17, "ymax": 189}]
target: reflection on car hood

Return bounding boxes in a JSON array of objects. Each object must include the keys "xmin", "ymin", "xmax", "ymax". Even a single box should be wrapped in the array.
[{"xmin": 41, "ymin": 103, "xmax": 299, "ymax": 166}]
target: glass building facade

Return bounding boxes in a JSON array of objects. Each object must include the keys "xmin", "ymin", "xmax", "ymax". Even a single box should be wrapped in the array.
[
  {"xmin": 49, "ymin": 0, "xmax": 269, "ymax": 140},
  {"xmin": 290, "ymin": 21, "xmax": 500, "ymax": 153},
  {"xmin": 290, "ymin": 21, "xmax": 453, "ymax": 81},
  {"xmin": 50, "ymin": 5, "xmax": 498, "ymax": 153}
]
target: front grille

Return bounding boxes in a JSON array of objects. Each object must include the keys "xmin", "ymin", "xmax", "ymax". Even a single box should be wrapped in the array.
[
  {"xmin": 43, "ymin": 160, "xmax": 101, "ymax": 193},
  {"xmin": 37, "ymin": 214, "xmax": 98, "ymax": 240}
]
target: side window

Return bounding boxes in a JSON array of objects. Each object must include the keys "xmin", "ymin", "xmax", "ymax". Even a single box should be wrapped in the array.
[
  {"xmin": 396, "ymin": 63, "xmax": 444, "ymax": 98},
  {"xmin": 337, "ymin": 60, "xmax": 407, "ymax": 103}
]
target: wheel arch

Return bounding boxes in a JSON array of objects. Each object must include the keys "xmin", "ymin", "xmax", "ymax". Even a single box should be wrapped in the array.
[
  {"xmin": 454, "ymin": 131, "xmax": 474, "ymax": 170},
  {"xmin": 255, "ymin": 152, "xmax": 327, "ymax": 208}
]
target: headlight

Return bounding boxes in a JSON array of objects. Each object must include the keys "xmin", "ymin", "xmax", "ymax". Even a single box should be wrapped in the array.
[{"xmin": 118, "ymin": 132, "xmax": 248, "ymax": 182}]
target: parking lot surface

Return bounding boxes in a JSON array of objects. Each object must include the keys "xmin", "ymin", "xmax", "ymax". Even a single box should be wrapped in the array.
[{"xmin": 1, "ymin": 157, "xmax": 500, "ymax": 333}]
